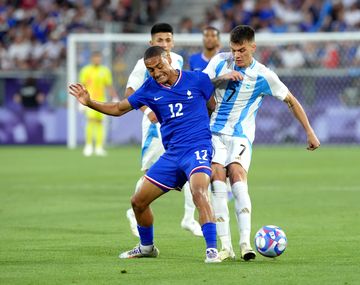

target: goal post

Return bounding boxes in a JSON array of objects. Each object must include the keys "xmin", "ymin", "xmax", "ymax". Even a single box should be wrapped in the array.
[{"xmin": 67, "ymin": 32, "xmax": 360, "ymax": 148}]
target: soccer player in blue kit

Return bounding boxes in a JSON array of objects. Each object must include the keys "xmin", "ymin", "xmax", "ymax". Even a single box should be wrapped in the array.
[
  {"xmin": 189, "ymin": 26, "xmax": 221, "ymax": 72},
  {"xmin": 69, "ymin": 46, "xmax": 221, "ymax": 263}
]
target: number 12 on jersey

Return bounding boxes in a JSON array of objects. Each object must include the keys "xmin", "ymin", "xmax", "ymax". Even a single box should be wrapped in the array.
[{"xmin": 168, "ymin": 103, "xmax": 183, "ymax": 118}]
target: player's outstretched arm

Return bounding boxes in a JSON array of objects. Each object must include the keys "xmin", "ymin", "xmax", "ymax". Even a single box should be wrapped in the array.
[
  {"xmin": 69, "ymin": 83, "xmax": 132, "ymax": 117},
  {"xmin": 284, "ymin": 92, "xmax": 320, "ymax": 151},
  {"xmin": 125, "ymin": 86, "xmax": 158, "ymax": 123}
]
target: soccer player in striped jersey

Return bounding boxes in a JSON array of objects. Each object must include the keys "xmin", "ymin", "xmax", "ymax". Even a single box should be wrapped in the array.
[
  {"xmin": 79, "ymin": 51, "xmax": 118, "ymax": 156},
  {"xmin": 189, "ymin": 26, "xmax": 221, "ymax": 72},
  {"xmin": 203, "ymin": 25, "xmax": 320, "ymax": 261},
  {"xmin": 69, "ymin": 46, "xmax": 221, "ymax": 263},
  {"xmin": 124, "ymin": 23, "xmax": 203, "ymax": 238}
]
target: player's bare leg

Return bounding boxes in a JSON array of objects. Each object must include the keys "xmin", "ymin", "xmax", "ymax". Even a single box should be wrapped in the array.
[
  {"xmin": 119, "ymin": 179, "xmax": 164, "ymax": 259},
  {"xmin": 211, "ymin": 163, "xmax": 235, "ymax": 260},
  {"xmin": 126, "ymin": 177, "xmax": 143, "ymax": 237},
  {"xmin": 228, "ymin": 163, "xmax": 256, "ymax": 261},
  {"xmin": 189, "ymin": 172, "xmax": 221, "ymax": 263},
  {"xmin": 181, "ymin": 182, "xmax": 203, "ymax": 236}
]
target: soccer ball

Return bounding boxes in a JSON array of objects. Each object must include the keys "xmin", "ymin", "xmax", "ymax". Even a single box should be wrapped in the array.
[{"xmin": 254, "ymin": 225, "xmax": 287, "ymax": 257}]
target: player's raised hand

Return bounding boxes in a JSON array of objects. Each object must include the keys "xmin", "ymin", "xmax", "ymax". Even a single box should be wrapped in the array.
[
  {"xmin": 224, "ymin": 70, "xmax": 243, "ymax": 81},
  {"xmin": 211, "ymin": 70, "xmax": 243, "ymax": 87},
  {"xmin": 306, "ymin": 131, "xmax": 320, "ymax": 151},
  {"xmin": 69, "ymin": 83, "xmax": 91, "ymax": 106}
]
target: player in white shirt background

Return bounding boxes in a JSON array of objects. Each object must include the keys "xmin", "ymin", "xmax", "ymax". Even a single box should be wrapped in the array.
[
  {"xmin": 124, "ymin": 23, "xmax": 203, "ymax": 238},
  {"xmin": 203, "ymin": 25, "xmax": 320, "ymax": 261}
]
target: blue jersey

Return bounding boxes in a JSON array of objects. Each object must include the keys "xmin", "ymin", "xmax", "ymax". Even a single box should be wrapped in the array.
[
  {"xmin": 128, "ymin": 70, "xmax": 214, "ymax": 151},
  {"xmin": 189, "ymin": 52, "xmax": 210, "ymax": 71}
]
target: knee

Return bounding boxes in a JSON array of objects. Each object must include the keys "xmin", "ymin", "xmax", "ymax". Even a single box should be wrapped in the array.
[
  {"xmin": 228, "ymin": 164, "xmax": 247, "ymax": 183},
  {"xmin": 131, "ymin": 195, "xmax": 147, "ymax": 212},
  {"xmin": 211, "ymin": 163, "xmax": 226, "ymax": 182}
]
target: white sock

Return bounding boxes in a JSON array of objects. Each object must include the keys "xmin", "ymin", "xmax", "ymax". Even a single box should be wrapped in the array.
[
  {"xmin": 182, "ymin": 182, "xmax": 196, "ymax": 222},
  {"xmin": 232, "ymin": 181, "xmax": 251, "ymax": 246},
  {"xmin": 140, "ymin": 244, "xmax": 153, "ymax": 253},
  {"xmin": 212, "ymin": 180, "xmax": 233, "ymax": 250}
]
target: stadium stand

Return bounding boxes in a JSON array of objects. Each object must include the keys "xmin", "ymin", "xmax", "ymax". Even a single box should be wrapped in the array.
[{"xmin": 1, "ymin": 0, "xmax": 360, "ymax": 71}]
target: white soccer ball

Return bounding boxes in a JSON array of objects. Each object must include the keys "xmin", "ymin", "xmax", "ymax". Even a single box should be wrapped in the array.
[{"xmin": 254, "ymin": 225, "xmax": 287, "ymax": 257}]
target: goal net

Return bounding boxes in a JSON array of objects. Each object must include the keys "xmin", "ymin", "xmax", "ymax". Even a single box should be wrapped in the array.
[{"xmin": 67, "ymin": 32, "xmax": 360, "ymax": 148}]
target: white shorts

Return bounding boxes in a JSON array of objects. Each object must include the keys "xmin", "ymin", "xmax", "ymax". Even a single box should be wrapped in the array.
[
  {"xmin": 212, "ymin": 133, "xmax": 252, "ymax": 172},
  {"xmin": 141, "ymin": 115, "xmax": 164, "ymax": 171}
]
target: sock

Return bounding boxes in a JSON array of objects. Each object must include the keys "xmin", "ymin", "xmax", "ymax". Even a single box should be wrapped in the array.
[
  {"xmin": 226, "ymin": 178, "xmax": 233, "ymax": 201},
  {"xmin": 95, "ymin": 121, "xmax": 104, "ymax": 149},
  {"xmin": 232, "ymin": 181, "xmax": 252, "ymax": 246},
  {"xmin": 201, "ymin": 223, "xmax": 217, "ymax": 249},
  {"xmin": 212, "ymin": 180, "xmax": 233, "ymax": 250},
  {"xmin": 85, "ymin": 121, "xmax": 94, "ymax": 146},
  {"xmin": 138, "ymin": 225, "xmax": 153, "ymax": 246},
  {"xmin": 182, "ymin": 182, "xmax": 196, "ymax": 221}
]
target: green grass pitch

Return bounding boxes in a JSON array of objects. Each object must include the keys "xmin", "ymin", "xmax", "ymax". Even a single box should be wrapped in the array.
[{"xmin": 0, "ymin": 145, "xmax": 359, "ymax": 285}]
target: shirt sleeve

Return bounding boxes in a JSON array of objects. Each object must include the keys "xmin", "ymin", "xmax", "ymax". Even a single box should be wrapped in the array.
[
  {"xmin": 126, "ymin": 59, "xmax": 147, "ymax": 91},
  {"xmin": 178, "ymin": 54, "xmax": 184, "ymax": 70},
  {"xmin": 198, "ymin": 71, "xmax": 214, "ymax": 101},
  {"xmin": 171, "ymin": 52, "xmax": 184, "ymax": 70},
  {"xmin": 202, "ymin": 54, "xmax": 219, "ymax": 79},
  {"xmin": 127, "ymin": 82, "xmax": 149, "ymax": 110},
  {"xmin": 264, "ymin": 69, "xmax": 289, "ymax": 101}
]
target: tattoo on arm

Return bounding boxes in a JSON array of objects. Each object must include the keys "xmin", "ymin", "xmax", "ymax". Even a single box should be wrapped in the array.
[
  {"xmin": 286, "ymin": 99, "xmax": 295, "ymax": 110},
  {"xmin": 211, "ymin": 76, "xmax": 227, "ymax": 88}
]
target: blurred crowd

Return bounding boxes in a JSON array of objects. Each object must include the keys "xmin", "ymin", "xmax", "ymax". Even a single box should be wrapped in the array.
[
  {"xmin": 178, "ymin": 0, "xmax": 360, "ymax": 69},
  {"xmin": 0, "ymin": 0, "xmax": 169, "ymax": 71},
  {"xmin": 1, "ymin": 0, "xmax": 360, "ymax": 71},
  {"xmin": 179, "ymin": 0, "xmax": 360, "ymax": 33}
]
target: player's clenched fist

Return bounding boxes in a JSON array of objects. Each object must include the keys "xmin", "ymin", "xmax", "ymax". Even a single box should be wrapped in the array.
[{"xmin": 69, "ymin": 83, "xmax": 91, "ymax": 106}]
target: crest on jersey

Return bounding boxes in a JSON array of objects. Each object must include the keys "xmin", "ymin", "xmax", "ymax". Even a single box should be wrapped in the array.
[{"xmin": 187, "ymin": 90, "xmax": 193, "ymax": 99}]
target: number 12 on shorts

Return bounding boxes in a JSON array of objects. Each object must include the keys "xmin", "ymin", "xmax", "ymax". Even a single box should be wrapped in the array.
[{"xmin": 195, "ymin": 150, "xmax": 208, "ymax": 161}]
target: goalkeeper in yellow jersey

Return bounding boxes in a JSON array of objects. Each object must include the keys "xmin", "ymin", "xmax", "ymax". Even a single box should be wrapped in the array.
[{"xmin": 79, "ymin": 51, "xmax": 118, "ymax": 156}]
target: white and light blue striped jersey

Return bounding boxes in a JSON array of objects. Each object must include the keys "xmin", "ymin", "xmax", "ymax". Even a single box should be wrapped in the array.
[
  {"xmin": 126, "ymin": 52, "xmax": 183, "ymax": 91},
  {"xmin": 203, "ymin": 52, "xmax": 289, "ymax": 144}
]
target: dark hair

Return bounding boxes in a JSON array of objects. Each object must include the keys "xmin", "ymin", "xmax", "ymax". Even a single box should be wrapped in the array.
[
  {"xmin": 230, "ymin": 25, "xmax": 255, "ymax": 44},
  {"xmin": 151, "ymin": 23, "xmax": 173, "ymax": 35},
  {"xmin": 144, "ymin": 46, "xmax": 167, "ymax": 60},
  {"xmin": 203, "ymin": 26, "xmax": 220, "ymax": 37}
]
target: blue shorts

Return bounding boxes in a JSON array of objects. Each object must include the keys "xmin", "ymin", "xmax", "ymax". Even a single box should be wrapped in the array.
[{"xmin": 145, "ymin": 145, "xmax": 213, "ymax": 192}]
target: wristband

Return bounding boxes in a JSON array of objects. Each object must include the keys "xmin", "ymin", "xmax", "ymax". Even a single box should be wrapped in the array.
[{"xmin": 144, "ymin": 108, "xmax": 152, "ymax": 116}]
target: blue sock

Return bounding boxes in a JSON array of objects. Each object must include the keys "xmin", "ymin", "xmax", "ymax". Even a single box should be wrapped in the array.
[
  {"xmin": 137, "ymin": 225, "xmax": 154, "ymax": 246},
  {"xmin": 201, "ymin": 223, "xmax": 217, "ymax": 249}
]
